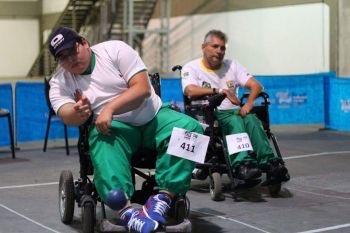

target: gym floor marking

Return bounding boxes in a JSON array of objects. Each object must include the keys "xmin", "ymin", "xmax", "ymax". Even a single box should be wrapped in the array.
[
  {"xmin": 191, "ymin": 209, "xmax": 271, "ymax": 233},
  {"xmin": 0, "ymin": 203, "xmax": 62, "ymax": 233},
  {"xmin": 296, "ymin": 223, "xmax": 350, "ymax": 233},
  {"xmin": 284, "ymin": 151, "xmax": 350, "ymax": 160},
  {"xmin": 0, "ymin": 182, "xmax": 58, "ymax": 190},
  {"xmin": 0, "ymin": 151, "xmax": 349, "ymax": 232}
]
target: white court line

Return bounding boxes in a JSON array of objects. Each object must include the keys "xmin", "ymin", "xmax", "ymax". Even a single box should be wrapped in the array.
[
  {"xmin": 284, "ymin": 151, "xmax": 350, "ymax": 160},
  {"xmin": 288, "ymin": 188, "xmax": 350, "ymax": 200},
  {"xmin": 191, "ymin": 209, "xmax": 270, "ymax": 233},
  {"xmin": 0, "ymin": 203, "xmax": 61, "ymax": 233},
  {"xmin": 0, "ymin": 182, "xmax": 58, "ymax": 190},
  {"xmin": 296, "ymin": 223, "xmax": 350, "ymax": 233}
]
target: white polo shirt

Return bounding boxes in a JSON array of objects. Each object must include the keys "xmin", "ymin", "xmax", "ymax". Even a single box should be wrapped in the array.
[
  {"xmin": 49, "ymin": 40, "xmax": 162, "ymax": 126},
  {"xmin": 181, "ymin": 58, "xmax": 253, "ymax": 110}
]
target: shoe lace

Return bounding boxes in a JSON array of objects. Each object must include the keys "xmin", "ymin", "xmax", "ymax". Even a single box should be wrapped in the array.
[
  {"xmin": 127, "ymin": 211, "xmax": 145, "ymax": 232},
  {"xmin": 152, "ymin": 196, "xmax": 170, "ymax": 216}
]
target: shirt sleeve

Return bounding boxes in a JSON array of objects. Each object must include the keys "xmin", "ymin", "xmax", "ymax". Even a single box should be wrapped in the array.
[
  {"xmin": 233, "ymin": 59, "xmax": 253, "ymax": 87},
  {"xmin": 108, "ymin": 41, "xmax": 147, "ymax": 82},
  {"xmin": 181, "ymin": 63, "xmax": 200, "ymax": 92},
  {"xmin": 49, "ymin": 72, "xmax": 76, "ymax": 115}
]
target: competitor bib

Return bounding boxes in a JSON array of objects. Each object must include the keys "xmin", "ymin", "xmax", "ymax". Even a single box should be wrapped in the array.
[
  {"xmin": 167, "ymin": 127, "xmax": 209, "ymax": 164},
  {"xmin": 226, "ymin": 132, "xmax": 253, "ymax": 155}
]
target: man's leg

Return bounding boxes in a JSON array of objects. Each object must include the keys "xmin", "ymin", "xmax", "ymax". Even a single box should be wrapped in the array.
[
  {"xmin": 216, "ymin": 109, "xmax": 261, "ymax": 180},
  {"xmin": 142, "ymin": 106, "xmax": 202, "ymax": 224},
  {"xmin": 243, "ymin": 114, "xmax": 275, "ymax": 165},
  {"xmin": 243, "ymin": 114, "xmax": 290, "ymax": 183},
  {"xmin": 88, "ymin": 121, "xmax": 141, "ymax": 203},
  {"xmin": 89, "ymin": 121, "xmax": 161, "ymax": 233}
]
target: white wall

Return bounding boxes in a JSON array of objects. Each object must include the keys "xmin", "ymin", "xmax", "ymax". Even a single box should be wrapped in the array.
[
  {"xmin": 144, "ymin": 3, "xmax": 329, "ymax": 75},
  {"xmin": 0, "ymin": 19, "xmax": 39, "ymax": 78},
  {"xmin": 42, "ymin": 0, "xmax": 68, "ymax": 14}
]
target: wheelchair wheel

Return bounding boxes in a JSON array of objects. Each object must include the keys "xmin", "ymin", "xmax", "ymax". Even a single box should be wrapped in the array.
[
  {"xmin": 58, "ymin": 170, "xmax": 75, "ymax": 224},
  {"xmin": 173, "ymin": 196, "xmax": 188, "ymax": 223},
  {"xmin": 209, "ymin": 172, "xmax": 225, "ymax": 201},
  {"xmin": 268, "ymin": 183, "xmax": 281, "ymax": 197},
  {"xmin": 82, "ymin": 202, "xmax": 95, "ymax": 233}
]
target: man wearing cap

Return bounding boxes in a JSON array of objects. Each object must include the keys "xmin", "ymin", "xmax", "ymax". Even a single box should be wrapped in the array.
[
  {"xmin": 48, "ymin": 27, "xmax": 203, "ymax": 233},
  {"xmin": 181, "ymin": 29, "xmax": 290, "ymax": 186}
]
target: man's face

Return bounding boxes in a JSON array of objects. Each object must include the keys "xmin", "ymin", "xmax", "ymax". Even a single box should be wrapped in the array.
[
  {"xmin": 202, "ymin": 36, "xmax": 226, "ymax": 69},
  {"xmin": 58, "ymin": 41, "xmax": 90, "ymax": 74}
]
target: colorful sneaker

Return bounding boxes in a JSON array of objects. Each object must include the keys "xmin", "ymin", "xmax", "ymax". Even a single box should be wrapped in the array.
[
  {"xmin": 120, "ymin": 207, "xmax": 158, "ymax": 233},
  {"xmin": 143, "ymin": 193, "xmax": 172, "ymax": 225}
]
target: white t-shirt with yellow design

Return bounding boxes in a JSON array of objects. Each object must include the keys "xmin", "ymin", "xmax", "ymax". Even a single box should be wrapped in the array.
[{"xmin": 181, "ymin": 58, "xmax": 252, "ymax": 110}]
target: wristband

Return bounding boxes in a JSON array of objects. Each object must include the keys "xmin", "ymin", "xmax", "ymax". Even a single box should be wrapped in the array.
[{"xmin": 212, "ymin": 88, "xmax": 216, "ymax": 94}]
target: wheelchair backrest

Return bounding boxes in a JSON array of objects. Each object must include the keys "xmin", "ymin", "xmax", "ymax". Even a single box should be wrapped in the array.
[{"xmin": 149, "ymin": 72, "xmax": 161, "ymax": 97}]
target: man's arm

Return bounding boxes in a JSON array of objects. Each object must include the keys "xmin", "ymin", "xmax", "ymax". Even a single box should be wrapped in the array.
[
  {"xmin": 240, "ymin": 77, "xmax": 262, "ymax": 116},
  {"xmin": 95, "ymin": 70, "xmax": 151, "ymax": 135},
  {"xmin": 184, "ymin": 84, "xmax": 215, "ymax": 99},
  {"xmin": 184, "ymin": 84, "xmax": 241, "ymax": 105},
  {"xmin": 58, "ymin": 95, "xmax": 92, "ymax": 126}
]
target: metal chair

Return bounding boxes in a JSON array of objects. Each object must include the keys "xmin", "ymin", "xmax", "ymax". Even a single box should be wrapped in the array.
[
  {"xmin": 0, "ymin": 108, "xmax": 15, "ymax": 158},
  {"xmin": 43, "ymin": 78, "xmax": 70, "ymax": 155}
]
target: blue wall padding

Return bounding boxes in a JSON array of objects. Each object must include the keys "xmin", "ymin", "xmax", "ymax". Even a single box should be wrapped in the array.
[
  {"xmin": 15, "ymin": 82, "xmax": 78, "ymax": 143},
  {"xmin": 161, "ymin": 73, "xmax": 334, "ymax": 125},
  {"xmin": 255, "ymin": 73, "xmax": 327, "ymax": 124},
  {"xmin": 325, "ymin": 76, "xmax": 350, "ymax": 131},
  {"xmin": 0, "ymin": 83, "xmax": 14, "ymax": 146},
  {"xmin": 160, "ymin": 78, "xmax": 185, "ymax": 111},
  {"xmin": 0, "ymin": 71, "xmax": 348, "ymax": 147}
]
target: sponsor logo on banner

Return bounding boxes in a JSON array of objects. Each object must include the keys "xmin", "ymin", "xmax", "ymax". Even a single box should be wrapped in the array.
[
  {"xmin": 341, "ymin": 99, "xmax": 350, "ymax": 113},
  {"xmin": 274, "ymin": 91, "xmax": 308, "ymax": 108}
]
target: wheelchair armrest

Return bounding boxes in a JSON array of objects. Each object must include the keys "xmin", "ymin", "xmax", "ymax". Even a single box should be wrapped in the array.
[
  {"xmin": 207, "ymin": 93, "xmax": 226, "ymax": 109},
  {"xmin": 185, "ymin": 93, "xmax": 226, "ymax": 111},
  {"xmin": 240, "ymin": 91, "xmax": 270, "ymax": 106}
]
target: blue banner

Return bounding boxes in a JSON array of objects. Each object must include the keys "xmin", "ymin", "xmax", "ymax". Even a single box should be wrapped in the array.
[
  {"xmin": 325, "ymin": 77, "xmax": 350, "ymax": 130},
  {"xmin": 255, "ymin": 73, "xmax": 328, "ymax": 124},
  {"xmin": 0, "ymin": 83, "xmax": 14, "ymax": 146},
  {"xmin": 15, "ymin": 82, "xmax": 78, "ymax": 143}
]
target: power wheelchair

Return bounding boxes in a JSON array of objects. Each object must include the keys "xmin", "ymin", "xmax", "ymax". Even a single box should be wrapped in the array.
[
  {"xmin": 172, "ymin": 65, "xmax": 289, "ymax": 201},
  {"xmin": 57, "ymin": 73, "xmax": 192, "ymax": 233}
]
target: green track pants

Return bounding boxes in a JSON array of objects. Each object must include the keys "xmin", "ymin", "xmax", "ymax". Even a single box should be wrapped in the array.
[
  {"xmin": 215, "ymin": 109, "xmax": 275, "ymax": 169},
  {"xmin": 88, "ymin": 105, "xmax": 203, "ymax": 202}
]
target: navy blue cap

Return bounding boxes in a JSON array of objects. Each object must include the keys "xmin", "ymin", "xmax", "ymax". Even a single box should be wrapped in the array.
[{"xmin": 48, "ymin": 27, "xmax": 79, "ymax": 57}]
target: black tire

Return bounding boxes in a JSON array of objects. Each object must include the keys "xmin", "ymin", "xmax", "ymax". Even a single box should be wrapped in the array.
[
  {"xmin": 209, "ymin": 172, "xmax": 225, "ymax": 201},
  {"xmin": 82, "ymin": 202, "xmax": 95, "ymax": 233},
  {"xmin": 174, "ymin": 197, "xmax": 187, "ymax": 223},
  {"xmin": 268, "ymin": 183, "xmax": 282, "ymax": 197},
  {"xmin": 58, "ymin": 170, "xmax": 75, "ymax": 224}
]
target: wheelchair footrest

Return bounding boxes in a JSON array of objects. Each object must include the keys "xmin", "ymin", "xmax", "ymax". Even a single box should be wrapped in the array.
[
  {"xmin": 232, "ymin": 178, "xmax": 262, "ymax": 190},
  {"xmin": 99, "ymin": 218, "xmax": 192, "ymax": 232}
]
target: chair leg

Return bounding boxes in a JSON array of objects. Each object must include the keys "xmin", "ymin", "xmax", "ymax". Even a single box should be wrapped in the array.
[
  {"xmin": 63, "ymin": 124, "xmax": 69, "ymax": 155},
  {"xmin": 7, "ymin": 114, "xmax": 15, "ymax": 159},
  {"xmin": 43, "ymin": 113, "xmax": 52, "ymax": 152}
]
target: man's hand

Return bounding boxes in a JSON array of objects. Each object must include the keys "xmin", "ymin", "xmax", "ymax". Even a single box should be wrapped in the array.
[
  {"xmin": 239, "ymin": 102, "xmax": 253, "ymax": 117},
  {"xmin": 95, "ymin": 107, "xmax": 113, "ymax": 135},
  {"xmin": 73, "ymin": 94, "xmax": 92, "ymax": 123},
  {"xmin": 221, "ymin": 89, "xmax": 241, "ymax": 106}
]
